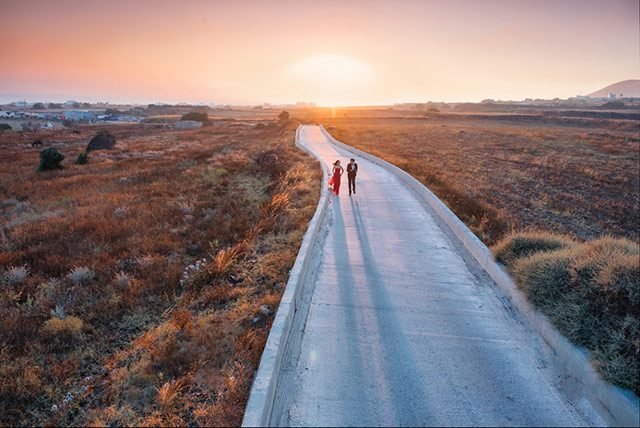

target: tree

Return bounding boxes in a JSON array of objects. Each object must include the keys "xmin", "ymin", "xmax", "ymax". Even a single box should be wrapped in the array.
[
  {"xmin": 48, "ymin": 103, "xmax": 62, "ymax": 109},
  {"xmin": 32, "ymin": 102, "xmax": 46, "ymax": 110},
  {"xmin": 278, "ymin": 111, "xmax": 290, "ymax": 122}
]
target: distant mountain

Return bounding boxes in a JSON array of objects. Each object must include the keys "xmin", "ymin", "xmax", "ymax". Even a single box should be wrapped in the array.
[{"xmin": 587, "ymin": 79, "xmax": 640, "ymax": 98}]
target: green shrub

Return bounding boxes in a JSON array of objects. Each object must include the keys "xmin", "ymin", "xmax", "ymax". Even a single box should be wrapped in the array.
[
  {"xmin": 511, "ymin": 234, "xmax": 640, "ymax": 393},
  {"xmin": 37, "ymin": 147, "xmax": 65, "ymax": 171},
  {"xmin": 493, "ymin": 231, "xmax": 576, "ymax": 268},
  {"xmin": 75, "ymin": 151, "xmax": 88, "ymax": 165},
  {"xmin": 0, "ymin": 123, "xmax": 12, "ymax": 131},
  {"xmin": 514, "ymin": 247, "xmax": 576, "ymax": 310},
  {"xmin": 180, "ymin": 111, "xmax": 210, "ymax": 124}
]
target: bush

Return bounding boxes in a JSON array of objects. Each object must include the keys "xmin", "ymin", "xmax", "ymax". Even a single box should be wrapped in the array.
[
  {"xmin": 278, "ymin": 110, "xmax": 290, "ymax": 122},
  {"xmin": 75, "ymin": 151, "xmax": 88, "ymax": 165},
  {"xmin": 601, "ymin": 101, "xmax": 625, "ymax": 109},
  {"xmin": 87, "ymin": 130, "xmax": 116, "ymax": 152},
  {"xmin": 180, "ymin": 111, "xmax": 210, "ymax": 124},
  {"xmin": 493, "ymin": 231, "xmax": 576, "ymax": 268},
  {"xmin": 510, "ymin": 234, "xmax": 640, "ymax": 393},
  {"xmin": 37, "ymin": 147, "xmax": 65, "ymax": 171},
  {"xmin": 40, "ymin": 316, "xmax": 86, "ymax": 352},
  {"xmin": 3, "ymin": 265, "xmax": 29, "ymax": 286},
  {"xmin": 0, "ymin": 123, "xmax": 11, "ymax": 131},
  {"xmin": 31, "ymin": 102, "xmax": 45, "ymax": 110},
  {"xmin": 67, "ymin": 266, "xmax": 95, "ymax": 286}
]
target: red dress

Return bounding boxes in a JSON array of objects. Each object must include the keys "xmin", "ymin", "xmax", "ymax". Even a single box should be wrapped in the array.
[{"xmin": 331, "ymin": 166, "xmax": 342, "ymax": 195}]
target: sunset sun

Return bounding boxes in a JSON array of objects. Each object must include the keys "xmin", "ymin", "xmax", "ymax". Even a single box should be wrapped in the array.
[{"xmin": 286, "ymin": 54, "xmax": 376, "ymax": 106}]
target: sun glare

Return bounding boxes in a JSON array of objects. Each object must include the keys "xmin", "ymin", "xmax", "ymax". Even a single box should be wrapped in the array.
[{"xmin": 286, "ymin": 54, "xmax": 376, "ymax": 106}]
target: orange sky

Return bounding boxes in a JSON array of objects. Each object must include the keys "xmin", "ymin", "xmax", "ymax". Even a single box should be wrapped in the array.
[{"xmin": 1, "ymin": 0, "xmax": 638, "ymax": 105}]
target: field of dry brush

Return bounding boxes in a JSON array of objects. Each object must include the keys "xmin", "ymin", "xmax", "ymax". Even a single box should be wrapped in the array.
[
  {"xmin": 320, "ymin": 112, "xmax": 639, "ymax": 245},
  {"xmin": 0, "ymin": 119, "xmax": 320, "ymax": 426}
]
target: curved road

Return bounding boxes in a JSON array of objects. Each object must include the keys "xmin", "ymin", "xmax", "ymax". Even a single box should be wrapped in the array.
[{"xmin": 272, "ymin": 125, "xmax": 587, "ymax": 426}]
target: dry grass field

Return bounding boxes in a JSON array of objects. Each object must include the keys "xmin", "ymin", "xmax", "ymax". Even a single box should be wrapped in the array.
[
  {"xmin": 316, "ymin": 109, "xmax": 639, "ymax": 393},
  {"xmin": 0, "ymin": 118, "xmax": 320, "ymax": 426},
  {"xmin": 320, "ymin": 112, "xmax": 639, "ymax": 245}
]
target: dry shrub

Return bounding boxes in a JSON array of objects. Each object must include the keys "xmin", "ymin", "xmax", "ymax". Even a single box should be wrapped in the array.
[
  {"xmin": 0, "ymin": 121, "xmax": 321, "ymax": 425},
  {"xmin": 155, "ymin": 379, "xmax": 185, "ymax": 411},
  {"xmin": 511, "ymin": 234, "xmax": 639, "ymax": 393},
  {"xmin": 40, "ymin": 316, "xmax": 87, "ymax": 352},
  {"xmin": 0, "ymin": 355, "xmax": 43, "ymax": 403},
  {"xmin": 209, "ymin": 241, "xmax": 248, "ymax": 276},
  {"xmin": 171, "ymin": 309, "xmax": 193, "ymax": 331},
  {"xmin": 493, "ymin": 231, "xmax": 577, "ymax": 268},
  {"xmin": 194, "ymin": 361, "xmax": 253, "ymax": 427}
]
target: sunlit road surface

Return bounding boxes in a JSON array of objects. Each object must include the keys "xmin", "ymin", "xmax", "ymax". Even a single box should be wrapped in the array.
[{"xmin": 271, "ymin": 125, "xmax": 587, "ymax": 427}]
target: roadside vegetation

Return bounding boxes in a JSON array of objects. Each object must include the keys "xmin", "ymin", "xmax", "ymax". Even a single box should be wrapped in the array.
[
  {"xmin": 0, "ymin": 117, "xmax": 319, "ymax": 425},
  {"xmin": 316, "ymin": 111, "xmax": 639, "ymax": 394},
  {"xmin": 494, "ymin": 232, "xmax": 639, "ymax": 394}
]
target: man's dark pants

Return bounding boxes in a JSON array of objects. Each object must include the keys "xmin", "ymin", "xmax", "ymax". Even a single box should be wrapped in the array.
[{"xmin": 348, "ymin": 173, "xmax": 356, "ymax": 194}]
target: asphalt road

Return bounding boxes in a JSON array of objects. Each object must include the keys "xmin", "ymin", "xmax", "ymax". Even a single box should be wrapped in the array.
[{"xmin": 271, "ymin": 125, "xmax": 588, "ymax": 426}]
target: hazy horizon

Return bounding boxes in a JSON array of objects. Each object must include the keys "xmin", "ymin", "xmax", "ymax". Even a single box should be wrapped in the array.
[{"xmin": 2, "ymin": 0, "xmax": 639, "ymax": 106}]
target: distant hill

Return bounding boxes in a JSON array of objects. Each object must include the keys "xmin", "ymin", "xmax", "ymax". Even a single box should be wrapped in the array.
[{"xmin": 588, "ymin": 79, "xmax": 640, "ymax": 98}]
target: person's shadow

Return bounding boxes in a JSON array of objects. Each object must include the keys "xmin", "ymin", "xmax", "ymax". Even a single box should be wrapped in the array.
[{"xmin": 345, "ymin": 196, "xmax": 433, "ymax": 424}]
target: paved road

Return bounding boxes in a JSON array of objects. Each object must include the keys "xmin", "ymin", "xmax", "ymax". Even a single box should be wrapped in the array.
[{"xmin": 272, "ymin": 125, "xmax": 587, "ymax": 426}]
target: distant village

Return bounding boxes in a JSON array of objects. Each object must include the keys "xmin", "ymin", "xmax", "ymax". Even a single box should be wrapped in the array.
[
  {"xmin": 0, "ymin": 100, "xmax": 318, "ymax": 131},
  {"xmin": 0, "ymin": 93, "xmax": 638, "ymax": 132}
]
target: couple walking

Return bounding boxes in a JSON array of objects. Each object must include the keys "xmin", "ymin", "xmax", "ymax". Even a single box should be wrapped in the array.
[{"xmin": 329, "ymin": 158, "xmax": 358, "ymax": 196}]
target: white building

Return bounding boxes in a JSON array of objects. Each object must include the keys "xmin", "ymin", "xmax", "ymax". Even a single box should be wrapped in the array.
[{"xmin": 63, "ymin": 110, "xmax": 96, "ymax": 121}]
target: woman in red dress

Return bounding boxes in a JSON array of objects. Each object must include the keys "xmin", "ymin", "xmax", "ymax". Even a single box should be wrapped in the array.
[{"xmin": 330, "ymin": 160, "xmax": 344, "ymax": 195}]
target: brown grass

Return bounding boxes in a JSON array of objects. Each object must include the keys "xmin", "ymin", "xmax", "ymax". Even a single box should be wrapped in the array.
[
  {"xmin": 316, "ymin": 113, "xmax": 639, "ymax": 245},
  {"xmin": 0, "ymin": 117, "xmax": 320, "ymax": 425}
]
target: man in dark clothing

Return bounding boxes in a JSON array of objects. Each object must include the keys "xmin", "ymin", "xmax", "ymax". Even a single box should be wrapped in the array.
[{"xmin": 347, "ymin": 158, "xmax": 358, "ymax": 195}]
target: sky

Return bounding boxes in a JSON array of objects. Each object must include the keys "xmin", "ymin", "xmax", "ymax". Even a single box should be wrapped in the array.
[{"xmin": 1, "ymin": 0, "xmax": 638, "ymax": 106}]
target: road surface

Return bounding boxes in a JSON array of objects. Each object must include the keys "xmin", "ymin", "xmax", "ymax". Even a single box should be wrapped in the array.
[{"xmin": 271, "ymin": 125, "xmax": 587, "ymax": 426}]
